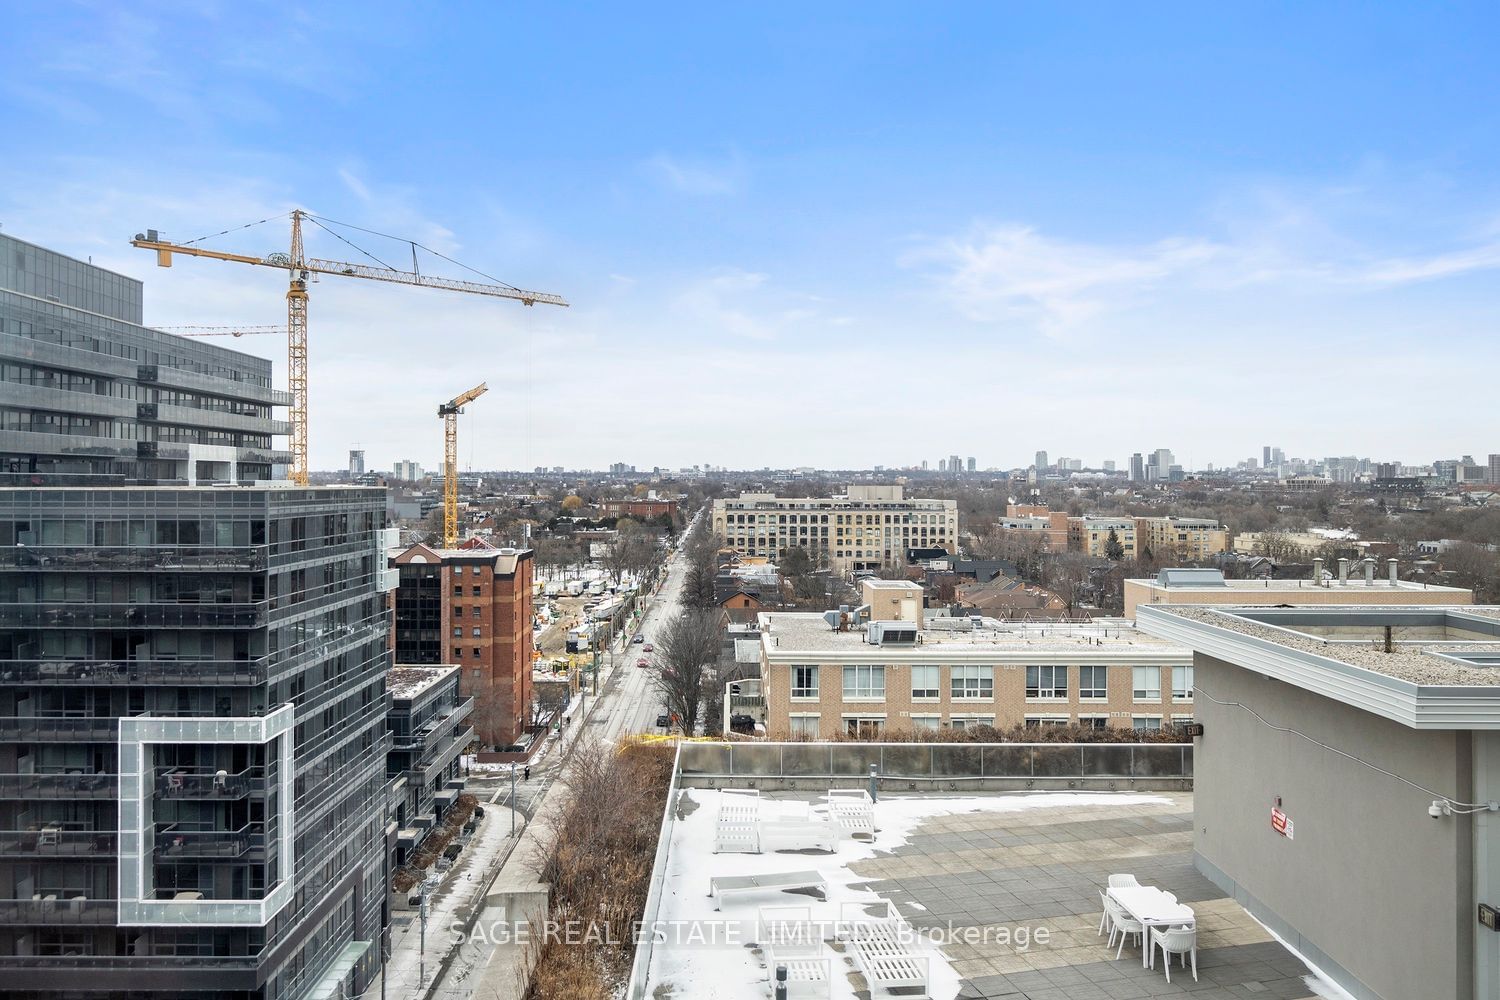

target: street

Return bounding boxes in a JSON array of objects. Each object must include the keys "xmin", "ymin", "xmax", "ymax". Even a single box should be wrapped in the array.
[{"xmin": 374, "ymin": 518, "xmax": 695, "ymax": 1000}]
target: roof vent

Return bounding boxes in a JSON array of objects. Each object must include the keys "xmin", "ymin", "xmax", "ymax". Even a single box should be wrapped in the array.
[
  {"xmin": 1156, "ymin": 568, "xmax": 1227, "ymax": 587},
  {"xmin": 867, "ymin": 621, "xmax": 917, "ymax": 646}
]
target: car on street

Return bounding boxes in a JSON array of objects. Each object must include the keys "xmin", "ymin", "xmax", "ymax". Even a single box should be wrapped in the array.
[
  {"xmin": 642, "ymin": 643, "xmax": 654, "ymax": 652},
  {"xmin": 655, "ymin": 713, "xmax": 671, "ymax": 728},
  {"xmin": 631, "ymin": 634, "xmax": 644, "ymax": 644},
  {"xmin": 637, "ymin": 657, "xmax": 650, "ymax": 668}
]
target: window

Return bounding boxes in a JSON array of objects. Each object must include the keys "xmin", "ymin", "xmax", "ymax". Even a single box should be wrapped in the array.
[
  {"xmin": 1132, "ymin": 716, "xmax": 1161, "ymax": 731},
  {"xmin": 1025, "ymin": 665, "xmax": 1067, "ymax": 700},
  {"xmin": 1079, "ymin": 665, "xmax": 1107, "ymax": 700},
  {"xmin": 791, "ymin": 665, "xmax": 819, "ymax": 700},
  {"xmin": 845, "ymin": 717, "xmax": 884, "ymax": 738},
  {"xmin": 1024, "ymin": 716, "xmax": 1068, "ymax": 728},
  {"xmin": 951, "ymin": 665, "xmax": 993, "ymax": 700},
  {"xmin": 472, "ymin": 586, "xmax": 481, "ymax": 597},
  {"xmin": 452, "ymin": 606, "xmax": 463, "ymax": 619},
  {"xmin": 911, "ymin": 665, "xmax": 940, "ymax": 700},
  {"xmin": 472, "ymin": 606, "xmax": 482, "ymax": 619},
  {"xmin": 1132, "ymin": 667, "xmax": 1161, "ymax": 701},
  {"xmin": 472, "ymin": 647, "xmax": 482, "ymax": 658},
  {"xmin": 471, "ymin": 627, "xmax": 482, "ymax": 638},
  {"xmin": 452, "ymin": 647, "xmax": 462, "ymax": 659},
  {"xmin": 948, "ymin": 715, "xmax": 994, "ymax": 730},
  {"xmin": 452, "ymin": 627, "xmax": 462, "ymax": 638},
  {"xmin": 842, "ymin": 665, "xmax": 885, "ymax": 700},
  {"xmin": 790, "ymin": 716, "xmax": 820, "ymax": 738},
  {"xmin": 1079, "ymin": 715, "xmax": 1108, "ymax": 730},
  {"xmin": 1172, "ymin": 714, "xmax": 1195, "ymax": 729},
  {"xmin": 471, "ymin": 566, "xmax": 481, "ymax": 575},
  {"xmin": 909, "ymin": 714, "xmax": 941, "ymax": 730},
  {"xmin": 452, "ymin": 586, "xmax": 462, "ymax": 597},
  {"xmin": 1172, "ymin": 666, "xmax": 1194, "ymax": 700}
]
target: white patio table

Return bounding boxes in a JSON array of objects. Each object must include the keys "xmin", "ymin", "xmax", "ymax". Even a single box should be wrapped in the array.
[{"xmin": 1107, "ymin": 885, "xmax": 1195, "ymax": 968}]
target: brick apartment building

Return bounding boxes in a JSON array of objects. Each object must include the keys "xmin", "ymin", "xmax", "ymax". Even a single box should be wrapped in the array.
[
  {"xmin": 598, "ymin": 497, "xmax": 679, "ymax": 519},
  {"xmin": 389, "ymin": 543, "xmax": 534, "ymax": 748},
  {"xmin": 758, "ymin": 580, "xmax": 1194, "ymax": 738},
  {"xmin": 996, "ymin": 504, "xmax": 1070, "ymax": 550}
]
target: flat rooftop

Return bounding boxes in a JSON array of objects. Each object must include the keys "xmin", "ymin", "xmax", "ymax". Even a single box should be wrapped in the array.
[
  {"xmin": 642, "ymin": 788, "xmax": 1334, "ymax": 1000},
  {"xmin": 1142, "ymin": 605, "xmax": 1500, "ymax": 687},
  {"xmin": 1129, "ymin": 576, "xmax": 1471, "ymax": 594},
  {"xmin": 389, "ymin": 665, "xmax": 457, "ymax": 700},
  {"xmin": 762, "ymin": 612, "xmax": 1186, "ymax": 656}
]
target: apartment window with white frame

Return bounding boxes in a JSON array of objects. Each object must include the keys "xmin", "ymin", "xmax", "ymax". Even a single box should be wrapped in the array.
[
  {"xmin": 950, "ymin": 665, "xmax": 993, "ymax": 700},
  {"xmin": 1025, "ymin": 665, "xmax": 1067, "ymax": 700},
  {"xmin": 910, "ymin": 665, "xmax": 940, "ymax": 700},
  {"xmin": 843, "ymin": 665, "xmax": 885, "ymax": 700},
  {"xmin": 789, "ymin": 715, "xmax": 819, "ymax": 738},
  {"xmin": 1024, "ymin": 715, "xmax": 1069, "ymax": 728},
  {"xmin": 1133, "ymin": 666, "xmax": 1161, "ymax": 701},
  {"xmin": 909, "ymin": 714, "xmax": 942, "ymax": 730},
  {"xmin": 1172, "ymin": 666, "xmax": 1194, "ymax": 700},
  {"xmin": 845, "ymin": 717, "xmax": 884, "ymax": 738},
  {"xmin": 791, "ymin": 665, "xmax": 819, "ymax": 700},
  {"xmin": 1079, "ymin": 715, "xmax": 1108, "ymax": 730},
  {"xmin": 1171, "ymin": 713, "xmax": 1195, "ymax": 729},
  {"xmin": 1079, "ymin": 665, "xmax": 1107, "ymax": 700},
  {"xmin": 1132, "ymin": 716, "xmax": 1162, "ymax": 731},
  {"xmin": 948, "ymin": 715, "xmax": 995, "ymax": 731}
]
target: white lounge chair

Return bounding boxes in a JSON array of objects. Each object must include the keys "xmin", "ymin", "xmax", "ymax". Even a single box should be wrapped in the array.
[
  {"xmin": 821, "ymin": 789, "xmax": 875, "ymax": 840},
  {"xmin": 714, "ymin": 788, "xmax": 762, "ymax": 854},
  {"xmin": 1107, "ymin": 873, "xmax": 1139, "ymax": 887},
  {"xmin": 847, "ymin": 921, "xmax": 930, "ymax": 1000},
  {"xmin": 709, "ymin": 871, "xmax": 827, "ymax": 910},
  {"xmin": 1150, "ymin": 925, "xmax": 1198, "ymax": 982}
]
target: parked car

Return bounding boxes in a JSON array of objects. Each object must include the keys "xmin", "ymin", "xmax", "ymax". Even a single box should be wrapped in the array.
[
  {"xmin": 655, "ymin": 713, "xmax": 671, "ymax": 728},
  {"xmin": 642, "ymin": 643, "xmax": 654, "ymax": 653},
  {"xmin": 637, "ymin": 657, "xmax": 650, "ymax": 668},
  {"xmin": 729, "ymin": 714, "xmax": 757, "ymax": 735},
  {"xmin": 631, "ymin": 634, "xmax": 644, "ymax": 645}
]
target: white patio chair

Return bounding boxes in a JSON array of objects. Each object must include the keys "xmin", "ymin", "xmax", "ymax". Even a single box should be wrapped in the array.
[
  {"xmin": 1107, "ymin": 900, "xmax": 1143, "ymax": 960},
  {"xmin": 1107, "ymin": 874, "xmax": 1139, "ymax": 887},
  {"xmin": 1096, "ymin": 889, "xmax": 1112, "ymax": 936},
  {"xmin": 1150, "ymin": 925, "xmax": 1198, "ymax": 982}
]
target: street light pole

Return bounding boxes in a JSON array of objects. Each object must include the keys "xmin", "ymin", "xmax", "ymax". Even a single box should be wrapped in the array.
[
  {"xmin": 510, "ymin": 762, "xmax": 516, "ymax": 837},
  {"xmin": 418, "ymin": 882, "xmax": 428, "ymax": 986}
]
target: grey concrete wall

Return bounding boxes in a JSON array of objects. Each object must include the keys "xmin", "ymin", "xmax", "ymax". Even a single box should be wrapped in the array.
[{"xmin": 1194, "ymin": 655, "xmax": 1472, "ymax": 1000}]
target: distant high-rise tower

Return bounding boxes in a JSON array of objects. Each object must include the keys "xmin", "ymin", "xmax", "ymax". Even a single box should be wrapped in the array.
[
  {"xmin": 966, "ymin": 457, "xmax": 976, "ymax": 473},
  {"xmin": 1263, "ymin": 446, "xmax": 1272, "ymax": 468},
  {"xmin": 1129, "ymin": 453, "xmax": 1145, "ymax": 482},
  {"xmin": 1035, "ymin": 450, "xmax": 1049, "ymax": 471},
  {"xmin": 349, "ymin": 448, "xmax": 366, "ymax": 477}
]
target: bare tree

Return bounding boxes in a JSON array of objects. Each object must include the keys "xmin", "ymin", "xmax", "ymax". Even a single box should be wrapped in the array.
[
  {"xmin": 1045, "ymin": 551, "xmax": 1100, "ymax": 619},
  {"xmin": 649, "ymin": 610, "xmax": 722, "ymax": 735},
  {"xmin": 529, "ymin": 680, "xmax": 571, "ymax": 728}
]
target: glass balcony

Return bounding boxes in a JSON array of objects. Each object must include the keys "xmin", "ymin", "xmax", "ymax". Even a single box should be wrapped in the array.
[
  {"xmin": 155, "ymin": 821, "xmax": 264, "ymax": 858},
  {"xmin": 390, "ymin": 697, "xmax": 474, "ymax": 751},
  {"xmin": 0, "ymin": 828, "xmax": 116, "ymax": 856},
  {"xmin": 0, "ymin": 773, "xmax": 117, "ymax": 798},
  {"xmin": 0, "ymin": 602, "xmax": 270, "ymax": 629},
  {"xmin": 0, "ymin": 544, "xmax": 269, "ymax": 571},
  {"xmin": 0, "ymin": 716, "xmax": 117, "ymax": 741},
  {"xmin": 0, "ymin": 898, "xmax": 119, "ymax": 925},
  {"xmin": 155, "ymin": 766, "xmax": 265, "ymax": 799},
  {"xmin": 0, "ymin": 658, "xmax": 269, "ymax": 686}
]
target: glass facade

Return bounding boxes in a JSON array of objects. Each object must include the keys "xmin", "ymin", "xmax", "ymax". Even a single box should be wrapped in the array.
[
  {"xmin": 0, "ymin": 234, "xmax": 290, "ymax": 482},
  {"xmin": 0, "ymin": 486, "xmax": 393, "ymax": 1000}
]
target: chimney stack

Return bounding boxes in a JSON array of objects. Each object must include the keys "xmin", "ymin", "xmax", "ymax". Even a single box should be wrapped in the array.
[
  {"xmin": 1364, "ymin": 558, "xmax": 1375, "ymax": 585},
  {"xmin": 1312, "ymin": 558, "xmax": 1324, "ymax": 585},
  {"xmin": 1338, "ymin": 558, "xmax": 1349, "ymax": 586},
  {"xmin": 1389, "ymin": 558, "xmax": 1399, "ymax": 586}
]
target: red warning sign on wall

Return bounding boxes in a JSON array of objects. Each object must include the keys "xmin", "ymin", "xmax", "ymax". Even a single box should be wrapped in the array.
[{"xmin": 1271, "ymin": 807, "xmax": 1294, "ymax": 839}]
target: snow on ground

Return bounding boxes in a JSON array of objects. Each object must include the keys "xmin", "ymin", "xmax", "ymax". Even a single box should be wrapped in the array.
[
  {"xmin": 1246, "ymin": 913, "xmax": 1359, "ymax": 1000},
  {"xmin": 646, "ymin": 789, "xmax": 1172, "ymax": 1000}
]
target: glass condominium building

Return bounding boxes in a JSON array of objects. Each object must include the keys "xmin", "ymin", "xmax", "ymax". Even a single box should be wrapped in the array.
[
  {"xmin": 0, "ymin": 235, "xmax": 397, "ymax": 999},
  {"xmin": 0, "ymin": 232, "xmax": 290, "ymax": 483}
]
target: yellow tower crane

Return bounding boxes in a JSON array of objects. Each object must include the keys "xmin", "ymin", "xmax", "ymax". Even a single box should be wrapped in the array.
[
  {"xmin": 131, "ymin": 210, "xmax": 567, "ymax": 485},
  {"xmin": 439, "ymin": 382, "xmax": 488, "ymax": 548}
]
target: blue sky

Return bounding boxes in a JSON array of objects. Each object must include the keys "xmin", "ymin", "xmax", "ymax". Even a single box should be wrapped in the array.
[{"xmin": 3, "ymin": 2, "xmax": 1498, "ymax": 472}]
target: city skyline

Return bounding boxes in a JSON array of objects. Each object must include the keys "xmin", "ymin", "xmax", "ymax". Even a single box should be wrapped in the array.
[{"xmin": 3, "ymin": 4, "xmax": 1499, "ymax": 470}]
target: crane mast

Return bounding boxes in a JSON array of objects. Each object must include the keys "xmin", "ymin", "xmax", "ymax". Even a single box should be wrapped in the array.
[{"xmin": 438, "ymin": 383, "xmax": 488, "ymax": 548}]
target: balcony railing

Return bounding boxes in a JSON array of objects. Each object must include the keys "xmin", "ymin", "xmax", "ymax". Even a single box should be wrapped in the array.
[
  {"xmin": 0, "ymin": 658, "xmax": 269, "ymax": 686},
  {"xmin": 0, "ymin": 602, "xmax": 270, "ymax": 629},
  {"xmin": 0, "ymin": 898, "xmax": 119, "ymax": 925},
  {"xmin": 0, "ymin": 829, "xmax": 116, "ymax": 856},
  {"xmin": 155, "ymin": 821, "xmax": 265, "ymax": 858},
  {"xmin": 0, "ymin": 716, "xmax": 118, "ymax": 741},
  {"xmin": 390, "ymin": 697, "xmax": 474, "ymax": 751},
  {"xmin": 0, "ymin": 773, "xmax": 117, "ymax": 798},
  {"xmin": 0, "ymin": 545, "xmax": 269, "ymax": 571},
  {"xmin": 156, "ymin": 766, "xmax": 265, "ymax": 799}
]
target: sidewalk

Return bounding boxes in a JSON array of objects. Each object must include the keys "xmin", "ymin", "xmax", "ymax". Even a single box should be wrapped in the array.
[{"xmin": 376, "ymin": 800, "xmax": 525, "ymax": 998}]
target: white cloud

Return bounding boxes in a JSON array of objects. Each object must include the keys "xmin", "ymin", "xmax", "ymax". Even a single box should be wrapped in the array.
[{"xmin": 642, "ymin": 151, "xmax": 746, "ymax": 196}]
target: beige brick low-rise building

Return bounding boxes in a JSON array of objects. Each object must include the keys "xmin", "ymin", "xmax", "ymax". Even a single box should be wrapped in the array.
[
  {"xmin": 759, "ymin": 581, "xmax": 1193, "ymax": 738},
  {"xmin": 1134, "ymin": 516, "xmax": 1228, "ymax": 561},
  {"xmin": 1068, "ymin": 515, "xmax": 1138, "ymax": 558}
]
